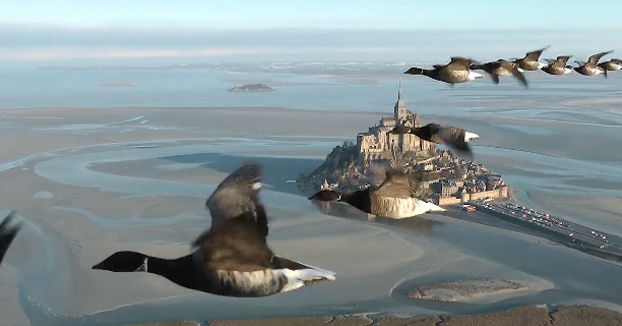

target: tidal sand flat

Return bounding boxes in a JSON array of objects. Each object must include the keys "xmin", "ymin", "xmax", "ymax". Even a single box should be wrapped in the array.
[
  {"xmin": 409, "ymin": 279, "xmax": 533, "ymax": 303},
  {"xmin": 1, "ymin": 106, "xmax": 622, "ymax": 326},
  {"xmin": 126, "ymin": 305, "xmax": 622, "ymax": 326}
]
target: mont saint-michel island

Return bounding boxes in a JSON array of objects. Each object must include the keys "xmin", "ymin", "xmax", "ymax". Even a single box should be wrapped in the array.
[
  {"xmin": 297, "ymin": 83, "xmax": 508, "ymax": 205},
  {"xmin": 297, "ymin": 83, "xmax": 622, "ymax": 265},
  {"xmin": 228, "ymin": 83, "xmax": 274, "ymax": 92}
]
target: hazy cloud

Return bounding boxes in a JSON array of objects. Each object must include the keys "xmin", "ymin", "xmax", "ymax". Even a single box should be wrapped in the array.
[{"xmin": 1, "ymin": 23, "xmax": 621, "ymax": 62}]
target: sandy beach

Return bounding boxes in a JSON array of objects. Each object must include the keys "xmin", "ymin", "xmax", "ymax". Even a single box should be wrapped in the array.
[{"xmin": 1, "ymin": 105, "xmax": 622, "ymax": 326}]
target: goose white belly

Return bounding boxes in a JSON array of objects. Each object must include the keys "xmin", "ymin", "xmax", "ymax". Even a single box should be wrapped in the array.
[
  {"xmin": 214, "ymin": 264, "xmax": 336, "ymax": 297},
  {"xmin": 373, "ymin": 196, "xmax": 446, "ymax": 219}
]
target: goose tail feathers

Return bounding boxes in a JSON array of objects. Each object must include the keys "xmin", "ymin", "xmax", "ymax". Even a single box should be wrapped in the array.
[
  {"xmin": 278, "ymin": 260, "xmax": 337, "ymax": 293},
  {"xmin": 424, "ymin": 202, "xmax": 447, "ymax": 212}
]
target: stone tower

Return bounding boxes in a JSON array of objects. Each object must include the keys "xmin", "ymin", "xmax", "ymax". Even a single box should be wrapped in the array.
[{"xmin": 393, "ymin": 81, "xmax": 408, "ymax": 121}]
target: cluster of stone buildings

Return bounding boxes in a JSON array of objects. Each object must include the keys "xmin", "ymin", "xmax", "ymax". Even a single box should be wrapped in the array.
[
  {"xmin": 430, "ymin": 159, "xmax": 508, "ymax": 205},
  {"xmin": 356, "ymin": 82, "xmax": 434, "ymax": 168},
  {"xmin": 352, "ymin": 82, "xmax": 508, "ymax": 205}
]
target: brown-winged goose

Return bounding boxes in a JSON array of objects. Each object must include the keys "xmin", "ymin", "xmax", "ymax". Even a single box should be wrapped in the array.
[
  {"xmin": 92, "ymin": 162, "xmax": 336, "ymax": 297},
  {"xmin": 404, "ymin": 57, "xmax": 484, "ymax": 84},
  {"xmin": 598, "ymin": 59, "xmax": 622, "ymax": 71},
  {"xmin": 541, "ymin": 56, "xmax": 574, "ymax": 75},
  {"xmin": 0, "ymin": 211, "xmax": 22, "ymax": 267},
  {"xmin": 308, "ymin": 169, "xmax": 446, "ymax": 219},
  {"xmin": 510, "ymin": 45, "xmax": 551, "ymax": 72},
  {"xmin": 574, "ymin": 50, "xmax": 613, "ymax": 77},
  {"xmin": 390, "ymin": 122, "xmax": 479, "ymax": 158},
  {"xmin": 470, "ymin": 59, "xmax": 528, "ymax": 87}
]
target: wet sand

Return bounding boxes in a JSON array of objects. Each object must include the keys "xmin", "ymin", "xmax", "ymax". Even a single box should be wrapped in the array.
[
  {"xmin": 0, "ymin": 106, "xmax": 622, "ymax": 326},
  {"xmin": 127, "ymin": 305, "xmax": 622, "ymax": 325}
]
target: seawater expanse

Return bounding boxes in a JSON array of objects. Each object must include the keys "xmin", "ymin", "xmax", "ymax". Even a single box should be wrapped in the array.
[
  {"xmin": 1, "ymin": 66, "xmax": 622, "ymax": 325},
  {"xmin": 2, "ymin": 67, "xmax": 622, "ymax": 116}
]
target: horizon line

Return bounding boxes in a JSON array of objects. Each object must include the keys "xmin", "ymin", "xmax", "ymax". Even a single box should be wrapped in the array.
[{"xmin": 2, "ymin": 22, "xmax": 621, "ymax": 33}]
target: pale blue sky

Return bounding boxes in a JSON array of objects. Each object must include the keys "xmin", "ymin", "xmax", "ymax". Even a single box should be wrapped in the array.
[
  {"xmin": 2, "ymin": 0, "xmax": 622, "ymax": 29},
  {"xmin": 1, "ymin": 0, "xmax": 621, "ymax": 63}
]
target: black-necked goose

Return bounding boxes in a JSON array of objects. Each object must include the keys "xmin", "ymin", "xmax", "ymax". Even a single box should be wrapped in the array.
[
  {"xmin": 308, "ymin": 170, "xmax": 446, "ymax": 219},
  {"xmin": 599, "ymin": 58, "xmax": 622, "ymax": 71},
  {"xmin": 574, "ymin": 50, "xmax": 613, "ymax": 77},
  {"xmin": 391, "ymin": 122, "xmax": 479, "ymax": 158},
  {"xmin": 93, "ymin": 162, "xmax": 336, "ymax": 297},
  {"xmin": 541, "ymin": 56, "xmax": 574, "ymax": 75},
  {"xmin": 470, "ymin": 59, "xmax": 528, "ymax": 87},
  {"xmin": 0, "ymin": 211, "xmax": 22, "ymax": 267},
  {"xmin": 404, "ymin": 57, "xmax": 484, "ymax": 85},
  {"xmin": 511, "ymin": 45, "xmax": 551, "ymax": 72}
]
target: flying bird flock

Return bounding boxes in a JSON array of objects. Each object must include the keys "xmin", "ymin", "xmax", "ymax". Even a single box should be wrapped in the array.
[
  {"xmin": 0, "ymin": 45, "xmax": 620, "ymax": 304},
  {"xmin": 404, "ymin": 46, "xmax": 620, "ymax": 87}
]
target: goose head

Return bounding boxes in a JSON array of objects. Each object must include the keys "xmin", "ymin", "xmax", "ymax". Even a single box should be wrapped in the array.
[
  {"xmin": 92, "ymin": 251, "xmax": 149, "ymax": 272},
  {"xmin": 308, "ymin": 190, "xmax": 343, "ymax": 202}
]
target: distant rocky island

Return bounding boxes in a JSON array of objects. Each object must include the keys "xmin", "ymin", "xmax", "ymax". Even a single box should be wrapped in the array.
[
  {"xmin": 297, "ymin": 83, "xmax": 509, "ymax": 205},
  {"xmin": 228, "ymin": 83, "xmax": 274, "ymax": 92}
]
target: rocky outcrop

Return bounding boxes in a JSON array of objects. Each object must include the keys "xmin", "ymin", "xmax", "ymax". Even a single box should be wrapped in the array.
[
  {"xmin": 228, "ymin": 83, "xmax": 274, "ymax": 92},
  {"xmin": 409, "ymin": 279, "xmax": 530, "ymax": 303}
]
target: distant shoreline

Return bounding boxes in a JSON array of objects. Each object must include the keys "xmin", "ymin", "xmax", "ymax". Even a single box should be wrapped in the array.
[{"xmin": 0, "ymin": 106, "xmax": 390, "ymax": 117}]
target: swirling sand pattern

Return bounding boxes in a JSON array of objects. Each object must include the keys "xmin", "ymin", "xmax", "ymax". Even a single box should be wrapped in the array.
[{"xmin": 1, "ymin": 106, "xmax": 622, "ymax": 325}]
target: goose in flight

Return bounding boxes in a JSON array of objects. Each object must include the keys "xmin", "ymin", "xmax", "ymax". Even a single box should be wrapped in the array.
[
  {"xmin": 93, "ymin": 162, "xmax": 336, "ymax": 297},
  {"xmin": 404, "ymin": 57, "xmax": 484, "ymax": 84},
  {"xmin": 511, "ymin": 45, "xmax": 551, "ymax": 72},
  {"xmin": 391, "ymin": 122, "xmax": 480, "ymax": 158},
  {"xmin": 541, "ymin": 56, "xmax": 574, "ymax": 75},
  {"xmin": 598, "ymin": 58, "xmax": 622, "ymax": 71},
  {"xmin": 0, "ymin": 212, "xmax": 22, "ymax": 267},
  {"xmin": 470, "ymin": 59, "xmax": 528, "ymax": 87},
  {"xmin": 308, "ymin": 169, "xmax": 446, "ymax": 219},
  {"xmin": 574, "ymin": 50, "xmax": 613, "ymax": 77}
]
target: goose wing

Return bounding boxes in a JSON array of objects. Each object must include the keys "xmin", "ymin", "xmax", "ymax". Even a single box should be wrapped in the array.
[
  {"xmin": 501, "ymin": 61, "xmax": 528, "ymax": 87},
  {"xmin": 437, "ymin": 126, "xmax": 473, "ymax": 156},
  {"xmin": 588, "ymin": 50, "xmax": 613, "ymax": 65},
  {"xmin": 543, "ymin": 58, "xmax": 557, "ymax": 65},
  {"xmin": 206, "ymin": 162, "xmax": 263, "ymax": 227},
  {"xmin": 550, "ymin": 56, "xmax": 572, "ymax": 68},
  {"xmin": 195, "ymin": 162, "xmax": 267, "ymax": 248},
  {"xmin": 524, "ymin": 45, "xmax": 550, "ymax": 60},
  {"xmin": 446, "ymin": 57, "xmax": 479, "ymax": 70},
  {"xmin": 0, "ymin": 211, "xmax": 22, "ymax": 266},
  {"xmin": 371, "ymin": 170, "xmax": 416, "ymax": 199}
]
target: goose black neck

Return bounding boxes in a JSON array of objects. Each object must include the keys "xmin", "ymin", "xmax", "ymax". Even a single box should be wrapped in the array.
[
  {"xmin": 424, "ymin": 69, "xmax": 436, "ymax": 78},
  {"xmin": 342, "ymin": 190, "xmax": 372, "ymax": 214},
  {"xmin": 146, "ymin": 254, "xmax": 201, "ymax": 291}
]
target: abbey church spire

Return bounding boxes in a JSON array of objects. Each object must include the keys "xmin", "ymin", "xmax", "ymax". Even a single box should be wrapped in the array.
[{"xmin": 393, "ymin": 80, "xmax": 407, "ymax": 120}]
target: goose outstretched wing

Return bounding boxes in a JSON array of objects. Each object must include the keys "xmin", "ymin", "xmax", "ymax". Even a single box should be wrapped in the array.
[
  {"xmin": 588, "ymin": 50, "xmax": 613, "ymax": 65},
  {"xmin": 206, "ymin": 162, "xmax": 263, "ymax": 227},
  {"xmin": 372, "ymin": 170, "xmax": 417, "ymax": 199},
  {"xmin": 437, "ymin": 126, "xmax": 473, "ymax": 156},
  {"xmin": 524, "ymin": 45, "xmax": 550, "ymax": 60}
]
